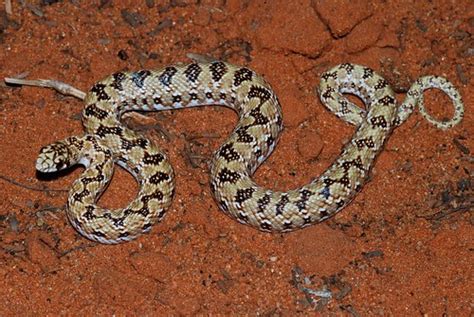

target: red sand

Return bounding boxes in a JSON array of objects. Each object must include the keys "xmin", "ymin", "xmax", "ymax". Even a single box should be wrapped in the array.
[{"xmin": 0, "ymin": 1, "xmax": 472, "ymax": 315}]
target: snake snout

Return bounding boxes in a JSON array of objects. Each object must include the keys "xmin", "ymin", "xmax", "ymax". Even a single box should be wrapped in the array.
[{"xmin": 36, "ymin": 142, "xmax": 72, "ymax": 173}]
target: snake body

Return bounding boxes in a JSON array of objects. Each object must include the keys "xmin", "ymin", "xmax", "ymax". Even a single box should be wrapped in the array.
[{"xmin": 36, "ymin": 62, "xmax": 464, "ymax": 244}]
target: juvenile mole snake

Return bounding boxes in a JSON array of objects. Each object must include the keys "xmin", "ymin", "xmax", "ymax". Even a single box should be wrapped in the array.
[{"xmin": 36, "ymin": 61, "xmax": 464, "ymax": 244}]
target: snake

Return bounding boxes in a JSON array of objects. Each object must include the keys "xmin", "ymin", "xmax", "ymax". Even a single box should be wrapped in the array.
[{"xmin": 35, "ymin": 61, "xmax": 464, "ymax": 244}]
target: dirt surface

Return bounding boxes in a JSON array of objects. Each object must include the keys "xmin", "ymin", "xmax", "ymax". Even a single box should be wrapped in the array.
[{"xmin": 0, "ymin": 0, "xmax": 472, "ymax": 315}]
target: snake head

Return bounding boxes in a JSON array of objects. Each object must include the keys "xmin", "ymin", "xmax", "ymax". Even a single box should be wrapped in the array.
[{"xmin": 36, "ymin": 138, "xmax": 80, "ymax": 173}]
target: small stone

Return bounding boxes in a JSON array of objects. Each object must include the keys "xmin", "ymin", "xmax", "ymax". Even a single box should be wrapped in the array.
[
  {"xmin": 121, "ymin": 9, "xmax": 146, "ymax": 28},
  {"xmin": 97, "ymin": 38, "xmax": 110, "ymax": 46},
  {"xmin": 145, "ymin": 0, "xmax": 155, "ymax": 8},
  {"xmin": 117, "ymin": 49, "xmax": 128, "ymax": 61},
  {"xmin": 148, "ymin": 18, "xmax": 173, "ymax": 36},
  {"xmin": 41, "ymin": 0, "xmax": 61, "ymax": 5},
  {"xmin": 8, "ymin": 214, "xmax": 19, "ymax": 233},
  {"xmin": 456, "ymin": 64, "xmax": 469, "ymax": 85},
  {"xmin": 362, "ymin": 250, "xmax": 384, "ymax": 259},
  {"xmin": 415, "ymin": 19, "xmax": 428, "ymax": 32}
]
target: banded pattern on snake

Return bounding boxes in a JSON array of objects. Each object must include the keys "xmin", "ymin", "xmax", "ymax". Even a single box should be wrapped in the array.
[{"xmin": 36, "ymin": 61, "xmax": 464, "ymax": 244}]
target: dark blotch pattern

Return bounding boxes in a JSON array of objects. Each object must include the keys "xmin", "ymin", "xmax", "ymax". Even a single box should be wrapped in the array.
[
  {"xmin": 237, "ymin": 212, "xmax": 248, "ymax": 223},
  {"xmin": 296, "ymin": 189, "xmax": 313, "ymax": 211},
  {"xmin": 217, "ymin": 168, "xmax": 240, "ymax": 184},
  {"xmin": 149, "ymin": 171, "xmax": 170, "ymax": 184},
  {"xmin": 83, "ymin": 206, "xmax": 96, "ymax": 220},
  {"xmin": 340, "ymin": 63, "xmax": 354, "ymax": 73},
  {"xmin": 209, "ymin": 61, "xmax": 228, "ymax": 82},
  {"xmin": 374, "ymin": 78, "xmax": 388, "ymax": 90},
  {"xmin": 143, "ymin": 152, "xmax": 165, "ymax": 165},
  {"xmin": 90, "ymin": 83, "xmax": 109, "ymax": 101},
  {"xmin": 275, "ymin": 194, "xmax": 289, "ymax": 216},
  {"xmin": 378, "ymin": 95, "xmax": 395, "ymax": 106},
  {"xmin": 260, "ymin": 221, "xmax": 273, "ymax": 231},
  {"xmin": 220, "ymin": 200, "xmax": 229, "ymax": 212},
  {"xmin": 189, "ymin": 92, "xmax": 198, "ymax": 100},
  {"xmin": 121, "ymin": 138, "xmax": 148, "ymax": 151},
  {"xmin": 84, "ymin": 104, "xmax": 108, "ymax": 120},
  {"xmin": 354, "ymin": 137, "xmax": 375, "ymax": 149},
  {"xmin": 370, "ymin": 115, "xmax": 388, "ymax": 128},
  {"xmin": 235, "ymin": 187, "xmax": 255, "ymax": 204},
  {"xmin": 321, "ymin": 87, "xmax": 335, "ymax": 100},
  {"xmin": 96, "ymin": 125, "xmax": 124, "ymax": 137},
  {"xmin": 233, "ymin": 67, "xmax": 253, "ymax": 87},
  {"xmin": 257, "ymin": 194, "xmax": 271, "ymax": 214},
  {"xmin": 118, "ymin": 232, "xmax": 130, "ymax": 239},
  {"xmin": 321, "ymin": 71, "xmax": 337, "ymax": 81},
  {"xmin": 131, "ymin": 70, "xmax": 151, "ymax": 88},
  {"xmin": 236, "ymin": 127, "xmax": 254, "ymax": 143},
  {"xmin": 341, "ymin": 157, "xmax": 365, "ymax": 173},
  {"xmin": 218, "ymin": 143, "xmax": 241, "ymax": 162},
  {"xmin": 159, "ymin": 66, "xmax": 177, "ymax": 86},
  {"xmin": 247, "ymin": 85, "xmax": 272, "ymax": 105},
  {"xmin": 249, "ymin": 106, "xmax": 269, "ymax": 125},
  {"xmin": 73, "ymin": 189, "xmax": 90, "ymax": 203},
  {"xmin": 184, "ymin": 63, "xmax": 202, "ymax": 82},
  {"xmin": 362, "ymin": 68, "xmax": 374, "ymax": 79},
  {"xmin": 111, "ymin": 72, "xmax": 126, "ymax": 90},
  {"xmin": 173, "ymin": 95, "xmax": 182, "ymax": 103},
  {"xmin": 141, "ymin": 190, "xmax": 164, "ymax": 203}
]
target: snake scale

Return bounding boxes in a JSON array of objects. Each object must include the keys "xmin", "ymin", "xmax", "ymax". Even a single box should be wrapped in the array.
[{"xmin": 36, "ymin": 61, "xmax": 464, "ymax": 244}]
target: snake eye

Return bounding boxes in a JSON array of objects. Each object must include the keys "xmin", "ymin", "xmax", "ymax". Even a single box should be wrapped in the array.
[{"xmin": 53, "ymin": 156, "xmax": 69, "ymax": 171}]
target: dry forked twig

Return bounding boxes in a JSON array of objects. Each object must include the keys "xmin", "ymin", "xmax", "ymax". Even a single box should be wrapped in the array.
[{"xmin": 4, "ymin": 77, "xmax": 86, "ymax": 100}]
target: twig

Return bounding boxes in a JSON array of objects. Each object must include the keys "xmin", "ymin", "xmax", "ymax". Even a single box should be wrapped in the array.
[
  {"xmin": 186, "ymin": 52, "xmax": 219, "ymax": 63},
  {"xmin": 291, "ymin": 266, "xmax": 332, "ymax": 311},
  {"xmin": 5, "ymin": 0, "xmax": 12, "ymax": 15},
  {"xmin": 0, "ymin": 175, "xmax": 68, "ymax": 193},
  {"xmin": 186, "ymin": 132, "xmax": 221, "ymax": 141},
  {"xmin": 4, "ymin": 77, "xmax": 85, "ymax": 100},
  {"xmin": 59, "ymin": 243, "xmax": 97, "ymax": 257},
  {"xmin": 123, "ymin": 114, "xmax": 173, "ymax": 141},
  {"xmin": 35, "ymin": 205, "xmax": 65, "ymax": 221},
  {"xmin": 423, "ymin": 205, "xmax": 472, "ymax": 221}
]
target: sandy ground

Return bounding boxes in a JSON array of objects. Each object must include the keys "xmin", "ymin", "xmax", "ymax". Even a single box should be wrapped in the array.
[{"xmin": 0, "ymin": 0, "xmax": 472, "ymax": 315}]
